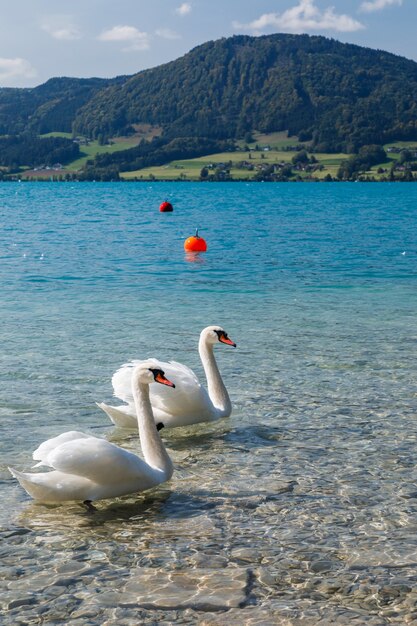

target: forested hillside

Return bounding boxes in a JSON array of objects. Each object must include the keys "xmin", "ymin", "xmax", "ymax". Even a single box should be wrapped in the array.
[
  {"xmin": 1, "ymin": 33, "xmax": 417, "ymax": 177},
  {"xmin": 0, "ymin": 76, "xmax": 126, "ymax": 135},
  {"xmin": 73, "ymin": 34, "xmax": 417, "ymax": 153}
]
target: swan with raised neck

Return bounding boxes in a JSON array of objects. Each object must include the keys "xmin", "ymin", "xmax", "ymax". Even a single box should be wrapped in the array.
[
  {"xmin": 97, "ymin": 325, "xmax": 236, "ymax": 429},
  {"xmin": 9, "ymin": 362, "xmax": 175, "ymax": 505}
]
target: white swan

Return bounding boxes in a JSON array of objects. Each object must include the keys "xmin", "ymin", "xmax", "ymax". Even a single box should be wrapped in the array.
[
  {"xmin": 8, "ymin": 362, "xmax": 175, "ymax": 505},
  {"xmin": 97, "ymin": 325, "xmax": 236, "ymax": 429}
]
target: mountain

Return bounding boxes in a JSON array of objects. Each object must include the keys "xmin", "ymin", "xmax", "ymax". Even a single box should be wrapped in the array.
[
  {"xmin": 72, "ymin": 34, "xmax": 417, "ymax": 153},
  {"xmin": 1, "ymin": 33, "xmax": 417, "ymax": 174},
  {"xmin": 0, "ymin": 76, "xmax": 127, "ymax": 135}
]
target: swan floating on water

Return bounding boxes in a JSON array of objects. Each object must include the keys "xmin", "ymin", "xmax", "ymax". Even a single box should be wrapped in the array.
[
  {"xmin": 9, "ymin": 362, "xmax": 175, "ymax": 506},
  {"xmin": 97, "ymin": 325, "xmax": 236, "ymax": 429}
]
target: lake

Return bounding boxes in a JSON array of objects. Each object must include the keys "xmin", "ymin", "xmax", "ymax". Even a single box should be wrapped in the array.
[{"xmin": 1, "ymin": 181, "xmax": 417, "ymax": 624}]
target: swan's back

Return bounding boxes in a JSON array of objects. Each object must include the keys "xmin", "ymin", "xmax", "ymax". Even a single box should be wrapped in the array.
[
  {"xmin": 46, "ymin": 437, "xmax": 152, "ymax": 485},
  {"xmin": 112, "ymin": 358, "xmax": 215, "ymax": 424},
  {"xmin": 32, "ymin": 431, "xmax": 91, "ymax": 466},
  {"xmin": 111, "ymin": 359, "xmax": 183, "ymax": 403}
]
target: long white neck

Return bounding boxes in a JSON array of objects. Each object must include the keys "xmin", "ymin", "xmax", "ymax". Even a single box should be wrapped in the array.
[
  {"xmin": 132, "ymin": 379, "xmax": 174, "ymax": 480},
  {"xmin": 199, "ymin": 336, "xmax": 232, "ymax": 417}
]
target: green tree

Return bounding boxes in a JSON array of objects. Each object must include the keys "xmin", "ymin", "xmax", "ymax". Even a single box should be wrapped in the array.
[
  {"xmin": 292, "ymin": 149, "xmax": 309, "ymax": 165},
  {"xmin": 399, "ymin": 149, "xmax": 412, "ymax": 164}
]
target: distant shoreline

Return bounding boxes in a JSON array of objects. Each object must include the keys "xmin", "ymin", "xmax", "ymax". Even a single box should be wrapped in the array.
[{"xmin": 2, "ymin": 178, "xmax": 416, "ymax": 184}]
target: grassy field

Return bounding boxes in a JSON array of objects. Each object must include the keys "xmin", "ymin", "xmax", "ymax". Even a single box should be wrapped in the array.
[
  {"xmin": 40, "ymin": 125, "xmax": 162, "ymax": 172},
  {"xmin": 39, "ymin": 132, "xmax": 139, "ymax": 172},
  {"xmin": 68, "ymin": 139, "xmax": 139, "ymax": 171},
  {"xmin": 121, "ymin": 147, "xmax": 350, "ymax": 181},
  {"xmin": 120, "ymin": 130, "xmax": 352, "ymax": 180},
  {"xmin": 121, "ymin": 138, "xmax": 417, "ymax": 181},
  {"xmin": 19, "ymin": 133, "xmax": 140, "ymax": 178},
  {"xmin": 16, "ymin": 132, "xmax": 417, "ymax": 181}
]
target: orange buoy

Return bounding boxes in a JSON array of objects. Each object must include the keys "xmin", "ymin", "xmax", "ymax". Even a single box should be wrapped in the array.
[
  {"xmin": 184, "ymin": 229, "xmax": 207, "ymax": 252},
  {"xmin": 160, "ymin": 200, "xmax": 173, "ymax": 212}
]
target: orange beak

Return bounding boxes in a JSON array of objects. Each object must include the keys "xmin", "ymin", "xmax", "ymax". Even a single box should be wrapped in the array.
[
  {"xmin": 219, "ymin": 333, "xmax": 236, "ymax": 347},
  {"xmin": 154, "ymin": 372, "xmax": 175, "ymax": 387}
]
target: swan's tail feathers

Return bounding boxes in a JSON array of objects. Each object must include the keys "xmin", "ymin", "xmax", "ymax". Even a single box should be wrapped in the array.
[
  {"xmin": 8, "ymin": 466, "xmax": 19, "ymax": 479},
  {"xmin": 8, "ymin": 467, "xmax": 42, "ymax": 500},
  {"xmin": 96, "ymin": 402, "xmax": 137, "ymax": 429}
]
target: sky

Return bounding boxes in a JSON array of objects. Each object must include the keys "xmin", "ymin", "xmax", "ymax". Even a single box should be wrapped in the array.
[{"xmin": 0, "ymin": 0, "xmax": 415, "ymax": 88}]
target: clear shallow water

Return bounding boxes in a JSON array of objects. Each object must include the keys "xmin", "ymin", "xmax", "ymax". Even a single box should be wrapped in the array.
[{"xmin": 1, "ymin": 182, "xmax": 417, "ymax": 624}]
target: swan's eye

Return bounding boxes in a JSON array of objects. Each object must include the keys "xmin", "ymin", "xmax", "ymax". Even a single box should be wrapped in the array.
[
  {"xmin": 151, "ymin": 369, "xmax": 175, "ymax": 388},
  {"xmin": 150, "ymin": 368, "xmax": 164, "ymax": 379},
  {"xmin": 215, "ymin": 330, "xmax": 236, "ymax": 347}
]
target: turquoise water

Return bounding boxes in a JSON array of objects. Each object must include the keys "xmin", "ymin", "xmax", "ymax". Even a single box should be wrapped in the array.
[{"xmin": 1, "ymin": 182, "xmax": 417, "ymax": 624}]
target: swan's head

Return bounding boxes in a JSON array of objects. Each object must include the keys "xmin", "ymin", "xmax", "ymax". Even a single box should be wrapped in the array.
[
  {"xmin": 133, "ymin": 362, "xmax": 175, "ymax": 387},
  {"xmin": 201, "ymin": 325, "xmax": 236, "ymax": 348}
]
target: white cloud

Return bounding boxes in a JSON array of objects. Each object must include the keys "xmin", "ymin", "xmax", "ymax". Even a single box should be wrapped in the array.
[
  {"xmin": 234, "ymin": 0, "xmax": 364, "ymax": 34},
  {"xmin": 155, "ymin": 28, "xmax": 181, "ymax": 40},
  {"xmin": 359, "ymin": 0, "xmax": 402, "ymax": 13},
  {"xmin": 0, "ymin": 57, "xmax": 37, "ymax": 82},
  {"xmin": 41, "ymin": 15, "xmax": 81, "ymax": 40},
  {"xmin": 98, "ymin": 26, "xmax": 150, "ymax": 51},
  {"xmin": 175, "ymin": 3, "xmax": 192, "ymax": 16}
]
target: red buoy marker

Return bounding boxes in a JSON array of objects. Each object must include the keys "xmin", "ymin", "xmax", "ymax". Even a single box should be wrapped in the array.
[
  {"xmin": 184, "ymin": 229, "xmax": 207, "ymax": 252},
  {"xmin": 160, "ymin": 200, "xmax": 173, "ymax": 212}
]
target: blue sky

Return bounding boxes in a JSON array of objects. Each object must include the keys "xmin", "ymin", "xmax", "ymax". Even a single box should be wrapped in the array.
[{"xmin": 0, "ymin": 0, "xmax": 414, "ymax": 88}]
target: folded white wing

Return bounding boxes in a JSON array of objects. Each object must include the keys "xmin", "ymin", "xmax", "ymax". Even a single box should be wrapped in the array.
[
  {"xmin": 32, "ymin": 431, "xmax": 91, "ymax": 466},
  {"xmin": 39, "ymin": 436, "xmax": 149, "ymax": 485},
  {"xmin": 112, "ymin": 358, "xmax": 214, "ymax": 421}
]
